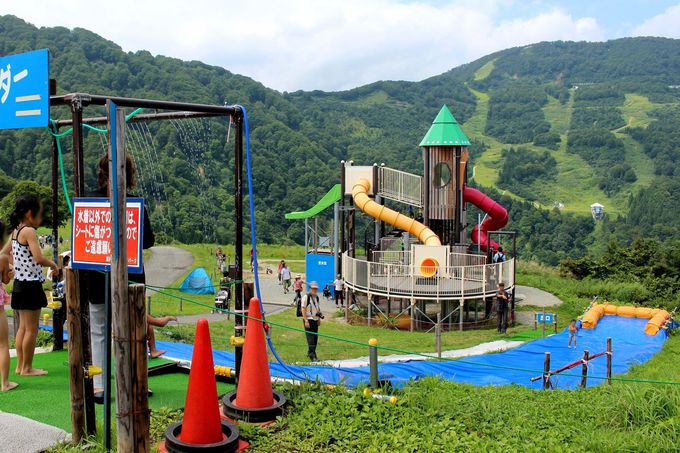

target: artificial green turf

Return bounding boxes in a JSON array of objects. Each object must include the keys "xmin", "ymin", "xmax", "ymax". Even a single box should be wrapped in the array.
[{"xmin": 0, "ymin": 351, "xmax": 234, "ymax": 432}]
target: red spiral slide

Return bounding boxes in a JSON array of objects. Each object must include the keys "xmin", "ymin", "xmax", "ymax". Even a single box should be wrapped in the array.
[{"xmin": 463, "ymin": 186, "xmax": 508, "ymax": 252}]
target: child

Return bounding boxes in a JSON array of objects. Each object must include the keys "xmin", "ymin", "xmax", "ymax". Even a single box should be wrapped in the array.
[
  {"xmin": 7, "ymin": 195, "xmax": 59, "ymax": 376},
  {"xmin": 568, "ymin": 319, "xmax": 578, "ymax": 348},
  {"xmin": 0, "ymin": 221, "xmax": 18, "ymax": 391},
  {"xmin": 147, "ymin": 315, "xmax": 178, "ymax": 358}
]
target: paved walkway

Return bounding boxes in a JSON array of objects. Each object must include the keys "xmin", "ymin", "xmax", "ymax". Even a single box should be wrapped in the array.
[
  {"xmin": 0, "ymin": 413, "xmax": 69, "ymax": 453},
  {"xmin": 324, "ymin": 339, "xmax": 524, "ymax": 368},
  {"xmin": 145, "ymin": 246, "xmax": 194, "ymax": 291},
  {"xmin": 514, "ymin": 285, "xmax": 563, "ymax": 325}
]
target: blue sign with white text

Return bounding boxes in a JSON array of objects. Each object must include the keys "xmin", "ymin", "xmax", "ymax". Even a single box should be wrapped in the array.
[
  {"xmin": 537, "ymin": 313, "xmax": 555, "ymax": 324},
  {"xmin": 0, "ymin": 49, "xmax": 50, "ymax": 130}
]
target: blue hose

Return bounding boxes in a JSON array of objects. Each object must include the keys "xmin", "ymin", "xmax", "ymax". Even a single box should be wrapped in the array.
[{"xmin": 238, "ymin": 105, "xmax": 309, "ymax": 381}]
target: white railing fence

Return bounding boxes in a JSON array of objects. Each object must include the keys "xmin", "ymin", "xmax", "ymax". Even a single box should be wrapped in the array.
[
  {"xmin": 378, "ymin": 166, "xmax": 423, "ymax": 207},
  {"xmin": 342, "ymin": 253, "xmax": 514, "ymax": 301}
]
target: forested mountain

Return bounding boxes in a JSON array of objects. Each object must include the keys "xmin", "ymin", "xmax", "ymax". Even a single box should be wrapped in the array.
[{"xmin": 2, "ymin": 15, "xmax": 680, "ymax": 264}]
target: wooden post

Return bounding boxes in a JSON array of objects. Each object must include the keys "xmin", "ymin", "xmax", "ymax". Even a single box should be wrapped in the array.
[
  {"xmin": 580, "ymin": 350, "xmax": 589, "ymax": 389},
  {"xmin": 606, "ymin": 338, "xmax": 612, "ymax": 385},
  {"xmin": 435, "ymin": 313, "xmax": 442, "ymax": 358},
  {"xmin": 130, "ymin": 284, "xmax": 150, "ymax": 451},
  {"xmin": 542, "ymin": 308, "xmax": 546, "ymax": 337},
  {"xmin": 109, "ymin": 102, "xmax": 149, "ymax": 453},
  {"xmin": 543, "ymin": 352, "xmax": 551, "ymax": 390},
  {"xmin": 533, "ymin": 312, "xmax": 537, "ymax": 331},
  {"xmin": 65, "ymin": 268, "xmax": 85, "ymax": 443},
  {"xmin": 147, "ymin": 295, "xmax": 152, "ymax": 316}
]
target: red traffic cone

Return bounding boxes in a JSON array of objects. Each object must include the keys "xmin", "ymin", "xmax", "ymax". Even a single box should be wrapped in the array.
[
  {"xmin": 161, "ymin": 319, "xmax": 239, "ymax": 452},
  {"xmin": 222, "ymin": 298, "xmax": 287, "ymax": 423}
]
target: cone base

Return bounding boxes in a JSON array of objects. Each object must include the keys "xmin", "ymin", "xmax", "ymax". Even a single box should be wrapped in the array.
[
  {"xmin": 222, "ymin": 389, "xmax": 287, "ymax": 423},
  {"xmin": 162, "ymin": 420, "xmax": 240, "ymax": 453}
]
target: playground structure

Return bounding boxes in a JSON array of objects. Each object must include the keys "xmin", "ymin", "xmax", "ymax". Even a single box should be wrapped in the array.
[{"xmin": 336, "ymin": 106, "xmax": 515, "ymax": 330}]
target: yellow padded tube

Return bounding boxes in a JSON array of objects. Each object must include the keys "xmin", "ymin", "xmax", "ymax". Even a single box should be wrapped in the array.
[
  {"xmin": 352, "ymin": 178, "xmax": 441, "ymax": 277},
  {"xmin": 352, "ymin": 179, "xmax": 441, "ymax": 247}
]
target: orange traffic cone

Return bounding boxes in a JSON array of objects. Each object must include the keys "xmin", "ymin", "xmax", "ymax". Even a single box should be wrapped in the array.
[
  {"xmin": 160, "ymin": 319, "xmax": 240, "ymax": 452},
  {"xmin": 222, "ymin": 297, "xmax": 287, "ymax": 423}
]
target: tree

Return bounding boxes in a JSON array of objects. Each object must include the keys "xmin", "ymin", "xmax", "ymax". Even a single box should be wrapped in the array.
[{"xmin": 0, "ymin": 180, "xmax": 70, "ymax": 228}]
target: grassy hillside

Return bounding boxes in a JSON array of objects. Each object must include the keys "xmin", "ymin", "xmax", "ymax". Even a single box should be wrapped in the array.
[{"xmin": 2, "ymin": 16, "xmax": 680, "ymax": 261}]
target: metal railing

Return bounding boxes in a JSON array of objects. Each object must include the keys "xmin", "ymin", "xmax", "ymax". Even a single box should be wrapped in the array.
[
  {"xmin": 371, "ymin": 251, "xmax": 487, "ymax": 268},
  {"xmin": 342, "ymin": 253, "xmax": 514, "ymax": 301},
  {"xmin": 378, "ymin": 166, "xmax": 423, "ymax": 207}
]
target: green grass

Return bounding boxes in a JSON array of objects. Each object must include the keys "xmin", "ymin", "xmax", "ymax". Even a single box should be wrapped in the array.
[
  {"xmin": 619, "ymin": 93, "xmax": 657, "ymax": 129},
  {"xmin": 465, "ymin": 87, "xmax": 616, "ymax": 214},
  {"xmin": 473, "ymin": 59, "xmax": 496, "ymax": 81},
  {"xmin": 543, "ymin": 94, "xmax": 572, "ymax": 135},
  {"xmin": 0, "ymin": 351, "xmax": 234, "ymax": 432}
]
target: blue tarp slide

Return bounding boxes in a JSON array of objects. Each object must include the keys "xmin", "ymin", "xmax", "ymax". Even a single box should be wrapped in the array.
[
  {"xmin": 157, "ymin": 316, "xmax": 666, "ymax": 389},
  {"xmin": 179, "ymin": 267, "xmax": 215, "ymax": 294}
]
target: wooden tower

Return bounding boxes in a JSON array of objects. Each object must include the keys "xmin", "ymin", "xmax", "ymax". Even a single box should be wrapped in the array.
[{"xmin": 419, "ymin": 105, "xmax": 470, "ymax": 246}]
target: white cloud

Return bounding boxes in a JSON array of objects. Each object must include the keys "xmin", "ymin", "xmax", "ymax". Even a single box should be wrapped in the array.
[
  {"xmin": 632, "ymin": 2, "xmax": 680, "ymax": 38},
  {"xmin": 2, "ymin": 1, "xmax": 604, "ymax": 91}
]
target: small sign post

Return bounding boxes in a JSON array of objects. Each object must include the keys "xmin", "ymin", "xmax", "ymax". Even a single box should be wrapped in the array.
[
  {"xmin": 535, "ymin": 312, "xmax": 558, "ymax": 336},
  {"xmin": 0, "ymin": 49, "xmax": 50, "ymax": 130},
  {"xmin": 70, "ymin": 198, "xmax": 144, "ymax": 273}
]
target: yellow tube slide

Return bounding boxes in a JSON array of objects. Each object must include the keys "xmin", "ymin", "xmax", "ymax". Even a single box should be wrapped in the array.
[
  {"xmin": 581, "ymin": 303, "xmax": 669, "ymax": 335},
  {"xmin": 352, "ymin": 179, "xmax": 441, "ymax": 276}
]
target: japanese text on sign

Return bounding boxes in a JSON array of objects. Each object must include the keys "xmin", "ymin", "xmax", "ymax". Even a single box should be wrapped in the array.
[{"xmin": 70, "ymin": 198, "xmax": 144, "ymax": 273}]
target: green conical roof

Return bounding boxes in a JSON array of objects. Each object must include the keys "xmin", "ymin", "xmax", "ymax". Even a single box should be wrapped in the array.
[{"xmin": 419, "ymin": 105, "xmax": 470, "ymax": 147}]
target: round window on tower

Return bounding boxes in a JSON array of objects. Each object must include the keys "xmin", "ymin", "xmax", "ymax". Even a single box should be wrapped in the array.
[{"xmin": 433, "ymin": 162, "xmax": 452, "ymax": 188}]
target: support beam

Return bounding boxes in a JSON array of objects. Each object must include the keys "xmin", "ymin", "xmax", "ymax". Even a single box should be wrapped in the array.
[{"xmin": 65, "ymin": 269, "xmax": 84, "ymax": 444}]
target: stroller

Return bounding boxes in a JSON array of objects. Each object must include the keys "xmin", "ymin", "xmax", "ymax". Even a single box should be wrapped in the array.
[
  {"xmin": 322, "ymin": 284, "xmax": 332, "ymax": 301},
  {"xmin": 213, "ymin": 277, "xmax": 232, "ymax": 318}
]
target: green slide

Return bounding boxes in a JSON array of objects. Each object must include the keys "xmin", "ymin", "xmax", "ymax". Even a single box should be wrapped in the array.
[{"xmin": 285, "ymin": 184, "xmax": 341, "ymax": 219}]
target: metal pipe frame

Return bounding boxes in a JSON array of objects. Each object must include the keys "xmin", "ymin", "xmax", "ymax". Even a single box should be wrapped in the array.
[{"xmin": 48, "ymin": 92, "xmax": 246, "ymax": 441}]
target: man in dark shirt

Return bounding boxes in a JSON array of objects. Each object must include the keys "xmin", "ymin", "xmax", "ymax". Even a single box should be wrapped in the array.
[{"xmin": 496, "ymin": 282, "xmax": 510, "ymax": 334}]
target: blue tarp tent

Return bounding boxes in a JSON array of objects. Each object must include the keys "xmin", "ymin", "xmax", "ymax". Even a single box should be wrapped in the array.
[{"xmin": 179, "ymin": 267, "xmax": 215, "ymax": 294}]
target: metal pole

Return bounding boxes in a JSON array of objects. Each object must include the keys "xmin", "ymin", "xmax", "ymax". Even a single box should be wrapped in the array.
[
  {"xmin": 543, "ymin": 352, "xmax": 551, "ymax": 390},
  {"xmin": 333, "ymin": 201, "xmax": 339, "ymax": 279},
  {"xmin": 50, "ymin": 128, "xmax": 65, "ymax": 351},
  {"xmin": 368, "ymin": 339, "xmax": 379, "ymax": 388},
  {"xmin": 459, "ymin": 299, "xmax": 463, "ymax": 332},
  {"xmin": 304, "ymin": 218, "xmax": 309, "ymax": 253},
  {"xmin": 234, "ymin": 112, "xmax": 244, "ymax": 377},
  {"xmin": 454, "ymin": 147, "xmax": 461, "ymax": 243},
  {"xmin": 340, "ymin": 161, "xmax": 346, "ymax": 260},
  {"xmin": 435, "ymin": 313, "xmax": 442, "ymax": 358},
  {"xmin": 104, "ymin": 273, "xmax": 112, "ymax": 451},
  {"xmin": 581, "ymin": 350, "xmax": 589, "ymax": 389}
]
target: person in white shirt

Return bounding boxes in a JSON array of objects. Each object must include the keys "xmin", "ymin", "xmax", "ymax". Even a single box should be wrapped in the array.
[
  {"xmin": 281, "ymin": 264, "xmax": 292, "ymax": 294},
  {"xmin": 301, "ymin": 281, "xmax": 323, "ymax": 362},
  {"xmin": 333, "ymin": 274, "xmax": 344, "ymax": 307}
]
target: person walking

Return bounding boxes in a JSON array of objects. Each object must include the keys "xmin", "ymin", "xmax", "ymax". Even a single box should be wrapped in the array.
[
  {"xmin": 496, "ymin": 282, "xmax": 510, "ymax": 334},
  {"xmin": 292, "ymin": 274, "xmax": 304, "ymax": 305},
  {"xmin": 301, "ymin": 281, "xmax": 323, "ymax": 362},
  {"xmin": 281, "ymin": 263, "xmax": 292, "ymax": 294},
  {"xmin": 277, "ymin": 260, "xmax": 284, "ymax": 285},
  {"xmin": 333, "ymin": 274, "xmax": 344, "ymax": 308}
]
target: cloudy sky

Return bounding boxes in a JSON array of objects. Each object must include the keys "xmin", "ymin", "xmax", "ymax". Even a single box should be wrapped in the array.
[{"xmin": 3, "ymin": 0, "xmax": 680, "ymax": 91}]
